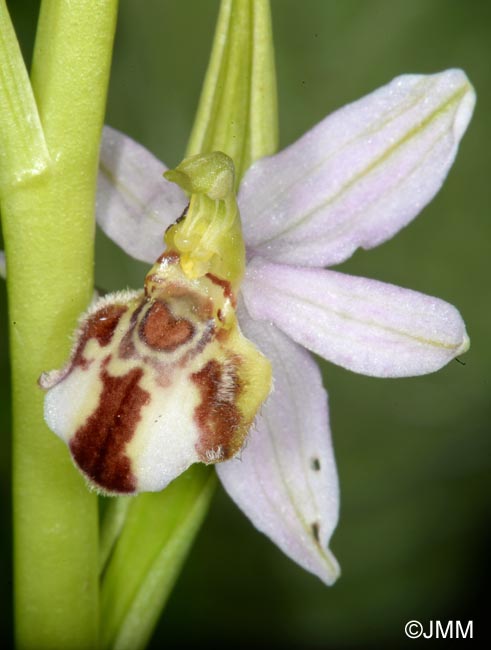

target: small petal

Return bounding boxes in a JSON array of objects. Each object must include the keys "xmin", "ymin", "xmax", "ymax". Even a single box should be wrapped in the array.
[
  {"xmin": 97, "ymin": 126, "xmax": 187, "ymax": 263},
  {"xmin": 239, "ymin": 69, "xmax": 475, "ymax": 267},
  {"xmin": 217, "ymin": 309, "xmax": 340, "ymax": 585},
  {"xmin": 242, "ymin": 258, "xmax": 469, "ymax": 378},
  {"xmin": 0, "ymin": 251, "xmax": 5, "ymax": 279}
]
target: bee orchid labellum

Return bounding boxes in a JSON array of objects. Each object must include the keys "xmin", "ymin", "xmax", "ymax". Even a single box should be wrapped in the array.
[{"xmin": 40, "ymin": 153, "xmax": 272, "ymax": 495}]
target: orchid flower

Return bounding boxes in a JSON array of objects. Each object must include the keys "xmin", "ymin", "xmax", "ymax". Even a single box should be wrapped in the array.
[{"xmin": 39, "ymin": 68, "xmax": 474, "ymax": 586}]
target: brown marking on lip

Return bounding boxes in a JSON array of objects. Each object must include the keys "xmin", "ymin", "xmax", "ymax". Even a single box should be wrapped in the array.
[
  {"xmin": 73, "ymin": 304, "xmax": 128, "ymax": 369},
  {"xmin": 195, "ymin": 321, "xmax": 216, "ymax": 352},
  {"xmin": 153, "ymin": 282, "xmax": 214, "ymax": 321},
  {"xmin": 155, "ymin": 249, "xmax": 180, "ymax": 265},
  {"xmin": 216, "ymin": 328, "xmax": 231, "ymax": 344},
  {"xmin": 144, "ymin": 274, "xmax": 162, "ymax": 295},
  {"xmin": 161, "ymin": 282, "xmax": 194, "ymax": 299},
  {"xmin": 191, "ymin": 359, "xmax": 243, "ymax": 462},
  {"xmin": 139, "ymin": 300, "xmax": 194, "ymax": 352},
  {"xmin": 177, "ymin": 321, "xmax": 216, "ymax": 370},
  {"xmin": 70, "ymin": 359, "xmax": 150, "ymax": 493},
  {"xmin": 205, "ymin": 273, "xmax": 236, "ymax": 307},
  {"xmin": 118, "ymin": 299, "xmax": 146, "ymax": 359},
  {"xmin": 190, "ymin": 293, "xmax": 214, "ymax": 321},
  {"xmin": 145, "ymin": 269, "xmax": 182, "ymax": 294}
]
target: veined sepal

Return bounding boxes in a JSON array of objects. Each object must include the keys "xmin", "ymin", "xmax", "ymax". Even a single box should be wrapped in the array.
[{"xmin": 40, "ymin": 250, "xmax": 271, "ymax": 495}]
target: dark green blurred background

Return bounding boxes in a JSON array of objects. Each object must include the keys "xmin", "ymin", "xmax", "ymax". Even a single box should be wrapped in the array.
[{"xmin": 1, "ymin": 1, "xmax": 490, "ymax": 647}]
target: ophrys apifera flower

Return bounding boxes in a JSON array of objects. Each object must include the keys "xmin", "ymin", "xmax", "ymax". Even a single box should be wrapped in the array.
[{"xmin": 40, "ymin": 68, "xmax": 474, "ymax": 584}]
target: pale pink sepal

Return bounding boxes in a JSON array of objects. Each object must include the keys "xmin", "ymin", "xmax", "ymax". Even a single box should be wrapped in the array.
[
  {"xmin": 0, "ymin": 251, "xmax": 5, "ymax": 279},
  {"xmin": 239, "ymin": 69, "xmax": 475, "ymax": 267},
  {"xmin": 242, "ymin": 258, "xmax": 469, "ymax": 378},
  {"xmin": 217, "ymin": 308, "xmax": 340, "ymax": 585},
  {"xmin": 97, "ymin": 126, "xmax": 187, "ymax": 263}
]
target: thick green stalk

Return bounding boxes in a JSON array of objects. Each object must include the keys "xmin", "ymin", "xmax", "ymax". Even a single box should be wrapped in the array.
[
  {"xmin": 186, "ymin": 0, "xmax": 278, "ymax": 184},
  {"xmin": 100, "ymin": 1, "xmax": 279, "ymax": 647},
  {"xmin": 0, "ymin": 1, "xmax": 118, "ymax": 648}
]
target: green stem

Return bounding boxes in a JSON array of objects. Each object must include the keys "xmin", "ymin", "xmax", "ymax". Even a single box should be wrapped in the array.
[
  {"xmin": 0, "ymin": 2, "xmax": 118, "ymax": 648},
  {"xmin": 186, "ymin": 0, "xmax": 278, "ymax": 184}
]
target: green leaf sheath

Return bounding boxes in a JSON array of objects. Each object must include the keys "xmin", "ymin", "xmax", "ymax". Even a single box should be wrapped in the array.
[
  {"xmin": 99, "ymin": 497, "xmax": 132, "ymax": 575},
  {"xmin": 100, "ymin": 1, "xmax": 279, "ymax": 648},
  {"xmin": 186, "ymin": 0, "xmax": 278, "ymax": 185},
  {"xmin": 0, "ymin": 1, "xmax": 49, "ymax": 191},
  {"xmin": 100, "ymin": 467, "xmax": 216, "ymax": 650},
  {"xmin": 0, "ymin": 1, "xmax": 118, "ymax": 648}
]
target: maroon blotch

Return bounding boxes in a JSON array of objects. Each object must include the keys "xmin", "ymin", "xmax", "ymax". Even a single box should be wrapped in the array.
[
  {"xmin": 205, "ymin": 273, "xmax": 236, "ymax": 307},
  {"xmin": 191, "ymin": 359, "xmax": 242, "ymax": 462},
  {"xmin": 118, "ymin": 299, "xmax": 146, "ymax": 359},
  {"xmin": 70, "ymin": 360, "xmax": 150, "ymax": 493},
  {"xmin": 139, "ymin": 300, "xmax": 194, "ymax": 352},
  {"xmin": 73, "ymin": 303, "xmax": 127, "ymax": 369}
]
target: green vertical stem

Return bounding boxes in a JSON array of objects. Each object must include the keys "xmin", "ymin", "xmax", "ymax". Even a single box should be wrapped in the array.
[{"xmin": 0, "ymin": 1, "xmax": 118, "ymax": 648}]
